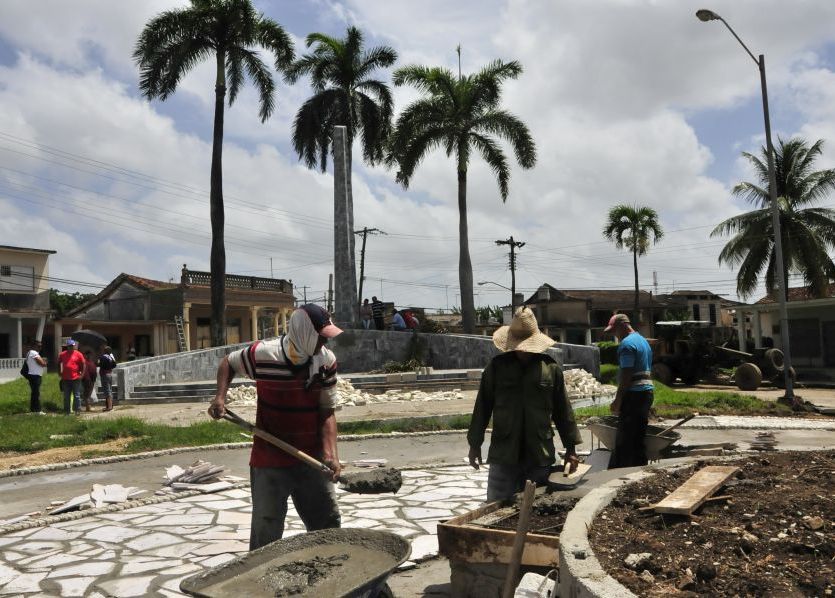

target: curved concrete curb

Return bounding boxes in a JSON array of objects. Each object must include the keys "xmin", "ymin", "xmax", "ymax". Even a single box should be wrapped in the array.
[{"xmin": 0, "ymin": 429, "xmax": 469, "ymax": 480}]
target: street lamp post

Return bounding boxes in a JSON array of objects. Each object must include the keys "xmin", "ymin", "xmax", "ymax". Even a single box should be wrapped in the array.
[
  {"xmin": 477, "ymin": 280, "xmax": 513, "ymax": 310},
  {"xmin": 696, "ymin": 9, "xmax": 796, "ymax": 403}
]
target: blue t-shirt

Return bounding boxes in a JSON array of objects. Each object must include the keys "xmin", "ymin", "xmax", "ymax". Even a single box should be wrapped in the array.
[{"xmin": 617, "ymin": 332, "xmax": 654, "ymax": 391}]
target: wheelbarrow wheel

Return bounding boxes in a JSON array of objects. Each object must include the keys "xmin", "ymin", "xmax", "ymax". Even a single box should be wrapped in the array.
[
  {"xmin": 764, "ymin": 348, "xmax": 785, "ymax": 372},
  {"xmin": 735, "ymin": 362, "xmax": 762, "ymax": 391},
  {"xmin": 652, "ymin": 363, "xmax": 674, "ymax": 386},
  {"xmin": 374, "ymin": 582, "xmax": 394, "ymax": 598}
]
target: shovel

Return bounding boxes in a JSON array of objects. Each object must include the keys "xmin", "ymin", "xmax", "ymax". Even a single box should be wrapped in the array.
[
  {"xmin": 222, "ymin": 408, "xmax": 402, "ymax": 494},
  {"xmin": 653, "ymin": 413, "xmax": 697, "ymax": 437}
]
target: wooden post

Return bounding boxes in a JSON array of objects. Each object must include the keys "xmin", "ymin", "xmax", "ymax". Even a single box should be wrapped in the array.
[{"xmin": 502, "ymin": 480, "xmax": 537, "ymax": 598}]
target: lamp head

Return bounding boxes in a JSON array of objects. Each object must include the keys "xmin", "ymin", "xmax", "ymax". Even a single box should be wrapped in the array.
[
  {"xmin": 696, "ymin": 9, "xmax": 720, "ymax": 22},
  {"xmin": 477, "ymin": 281, "xmax": 487, "ymax": 286}
]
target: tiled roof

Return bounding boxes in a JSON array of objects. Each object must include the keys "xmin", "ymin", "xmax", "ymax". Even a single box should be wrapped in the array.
[
  {"xmin": 123, "ymin": 274, "xmax": 177, "ymax": 290},
  {"xmin": 525, "ymin": 284, "xmax": 664, "ymax": 308},
  {"xmin": 756, "ymin": 283, "xmax": 835, "ymax": 304}
]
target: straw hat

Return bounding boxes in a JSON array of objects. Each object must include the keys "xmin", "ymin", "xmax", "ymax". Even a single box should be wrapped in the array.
[{"xmin": 492, "ymin": 306, "xmax": 555, "ymax": 353}]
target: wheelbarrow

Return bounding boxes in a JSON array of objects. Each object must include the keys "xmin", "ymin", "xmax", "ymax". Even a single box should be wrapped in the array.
[
  {"xmin": 586, "ymin": 415, "xmax": 686, "ymax": 461},
  {"xmin": 180, "ymin": 528, "xmax": 410, "ymax": 598}
]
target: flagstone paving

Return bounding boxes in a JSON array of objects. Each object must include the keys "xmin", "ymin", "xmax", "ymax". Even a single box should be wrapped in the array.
[{"xmin": 0, "ymin": 465, "xmax": 487, "ymax": 597}]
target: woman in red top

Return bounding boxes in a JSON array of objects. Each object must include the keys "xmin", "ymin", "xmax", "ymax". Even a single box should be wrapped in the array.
[
  {"xmin": 58, "ymin": 340, "xmax": 86, "ymax": 415},
  {"xmin": 82, "ymin": 350, "xmax": 98, "ymax": 412}
]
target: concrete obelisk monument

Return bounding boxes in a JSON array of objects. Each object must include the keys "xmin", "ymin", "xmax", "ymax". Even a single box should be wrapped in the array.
[{"xmin": 333, "ymin": 125, "xmax": 358, "ymax": 327}]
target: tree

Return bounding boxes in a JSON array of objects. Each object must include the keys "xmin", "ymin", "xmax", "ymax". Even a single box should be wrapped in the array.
[
  {"xmin": 50, "ymin": 290, "xmax": 96, "ymax": 317},
  {"xmin": 135, "ymin": 0, "xmax": 294, "ymax": 346},
  {"xmin": 388, "ymin": 60, "xmax": 536, "ymax": 333},
  {"xmin": 712, "ymin": 137, "xmax": 835, "ymax": 300},
  {"xmin": 285, "ymin": 26, "xmax": 397, "ymax": 313},
  {"xmin": 602, "ymin": 205, "xmax": 664, "ymax": 321}
]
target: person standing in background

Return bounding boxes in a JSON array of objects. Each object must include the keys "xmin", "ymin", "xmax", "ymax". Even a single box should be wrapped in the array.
[{"xmin": 25, "ymin": 340, "xmax": 47, "ymax": 414}]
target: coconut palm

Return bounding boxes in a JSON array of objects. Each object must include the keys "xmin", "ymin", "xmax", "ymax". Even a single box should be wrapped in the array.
[
  {"xmin": 602, "ymin": 205, "xmax": 664, "ymax": 321},
  {"xmin": 388, "ymin": 60, "xmax": 536, "ymax": 333},
  {"xmin": 135, "ymin": 0, "xmax": 293, "ymax": 346},
  {"xmin": 285, "ymin": 26, "xmax": 396, "ymax": 308},
  {"xmin": 712, "ymin": 138, "xmax": 835, "ymax": 300}
]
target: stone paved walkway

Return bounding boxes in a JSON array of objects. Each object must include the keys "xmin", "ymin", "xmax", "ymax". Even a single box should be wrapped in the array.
[{"xmin": 0, "ymin": 465, "xmax": 487, "ymax": 597}]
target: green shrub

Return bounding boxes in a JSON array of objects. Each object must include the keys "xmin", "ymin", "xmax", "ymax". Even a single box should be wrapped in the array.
[{"xmin": 595, "ymin": 341, "xmax": 619, "ymax": 365}]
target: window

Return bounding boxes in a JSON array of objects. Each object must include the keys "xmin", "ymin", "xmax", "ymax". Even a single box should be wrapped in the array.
[
  {"xmin": 708, "ymin": 303, "xmax": 717, "ymax": 325},
  {"xmin": 0, "ymin": 265, "xmax": 10, "ymax": 276},
  {"xmin": 692, "ymin": 304, "xmax": 701, "ymax": 320}
]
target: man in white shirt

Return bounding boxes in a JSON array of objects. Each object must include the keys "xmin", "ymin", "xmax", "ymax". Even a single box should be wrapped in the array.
[{"xmin": 25, "ymin": 340, "xmax": 47, "ymax": 414}]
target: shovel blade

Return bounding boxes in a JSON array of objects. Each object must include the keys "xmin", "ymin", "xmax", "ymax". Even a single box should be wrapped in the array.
[{"xmin": 339, "ymin": 468, "xmax": 403, "ymax": 494}]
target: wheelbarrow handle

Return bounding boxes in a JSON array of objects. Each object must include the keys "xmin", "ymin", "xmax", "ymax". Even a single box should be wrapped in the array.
[
  {"xmin": 654, "ymin": 413, "xmax": 697, "ymax": 437},
  {"xmin": 223, "ymin": 408, "xmax": 334, "ymax": 477}
]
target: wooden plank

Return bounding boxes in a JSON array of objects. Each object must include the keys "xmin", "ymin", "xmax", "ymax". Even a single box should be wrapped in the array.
[{"xmin": 653, "ymin": 465, "xmax": 739, "ymax": 515}]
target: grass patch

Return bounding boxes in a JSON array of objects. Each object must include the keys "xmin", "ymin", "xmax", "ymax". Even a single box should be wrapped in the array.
[
  {"xmin": 599, "ymin": 364, "xmax": 618, "ymax": 384},
  {"xmin": 574, "ymin": 382, "xmax": 791, "ymax": 420},
  {"xmin": 0, "ymin": 373, "xmax": 64, "ymax": 415}
]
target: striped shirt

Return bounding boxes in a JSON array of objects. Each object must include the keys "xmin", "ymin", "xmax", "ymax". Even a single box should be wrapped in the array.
[{"xmin": 227, "ymin": 336, "xmax": 338, "ymax": 409}]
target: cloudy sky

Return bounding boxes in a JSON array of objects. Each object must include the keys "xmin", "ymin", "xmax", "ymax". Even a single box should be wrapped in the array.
[{"xmin": 2, "ymin": 0, "xmax": 835, "ymax": 312}]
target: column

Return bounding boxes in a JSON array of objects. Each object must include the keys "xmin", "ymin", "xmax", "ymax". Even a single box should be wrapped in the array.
[
  {"xmin": 753, "ymin": 311, "xmax": 762, "ymax": 349},
  {"xmin": 14, "ymin": 317, "xmax": 22, "ymax": 358},
  {"xmin": 737, "ymin": 310, "xmax": 746, "ymax": 351},
  {"xmin": 585, "ymin": 328, "xmax": 592, "ymax": 346},
  {"xmin": 273, "ymin": 313, "xmax": 280, "ymax": 338},
  {"xmin": 36, "ymin": 316, "xmax": 45, "ymax": 341},
  {"xmin": 282, "ymin": 309, "xmax": 288, "ymax": 334},
  {"xmin": 183, "ymin": 302, "xmax": 191, "ymax": 351},
  {"xmin": 54, "ymin": 321, "xmax": 63, "ymax": 361},
  {"xmin": 152, "ymin": 324, "xmax": 161, "ymax": 357},
  {"xmin": 250, "ymin": 306, "xmax": 259, "ymax": 341}
]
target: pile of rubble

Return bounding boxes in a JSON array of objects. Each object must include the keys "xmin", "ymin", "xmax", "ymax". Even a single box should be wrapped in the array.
[
  {"xmin": 564, "ymin": 368, "xmax": 616, "ymax": 400},
  {"xmin": 226, "ymin": 379, "xmax": 464, "ymax": 408}
]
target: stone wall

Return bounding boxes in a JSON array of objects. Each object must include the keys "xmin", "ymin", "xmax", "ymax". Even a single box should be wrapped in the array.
[{"xmin": 116, "ymin": 330, "xmax": 600, "ymax": 401}]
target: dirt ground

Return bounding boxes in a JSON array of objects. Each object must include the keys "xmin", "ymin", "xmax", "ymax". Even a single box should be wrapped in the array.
[
  {"xmin": 589, "ymin": 450, "xmax": 835, "ymax": 597},
  {"xmin": 0, "ymin": 438, "xmax": 137, "ymax": 470}
]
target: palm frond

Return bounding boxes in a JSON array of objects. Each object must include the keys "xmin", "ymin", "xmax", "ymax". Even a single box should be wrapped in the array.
[
  {"xmin": 469, "ymin": 133, "xmax": 509, "ymax": 199},
  {"xmin": 473, "ymin": 110, "xmax": 536, "ymax": 169},
  {"xmin": 239, "ymin": 49, "xmax": 275, "ymax": 121}
]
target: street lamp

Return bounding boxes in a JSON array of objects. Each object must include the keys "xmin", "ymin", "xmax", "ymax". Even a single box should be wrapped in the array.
[
  {"xmin": 477, "ymin": 280, "xmax": 515, "ymax": 310},
  {"xmin": 696, "ymin": 9, "xmax": 796, "ymax": 403}
]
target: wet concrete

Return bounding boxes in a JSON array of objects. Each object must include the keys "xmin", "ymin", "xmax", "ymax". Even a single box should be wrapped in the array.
[
  {"xmin": 181, "ymin": 529, "xmax": 409, "ymax": 597},
  {"xmin": 339, "ymin": 467, "xmax": 403, "ymax": 494}
]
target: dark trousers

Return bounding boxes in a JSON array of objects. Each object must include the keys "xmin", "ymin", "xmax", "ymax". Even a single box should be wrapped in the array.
[
  {"xmin": 374, "ymin": 316, "xmax": 385, "ymax": 330},
  {"xmin": 609, "ymin": 390, "xmax": 654, "ymax": 469},
  {"xmin": 27, "ymin": 374, "xmax": 42, "ymax": 412},
  {"xmin": 249, "ymin": 464, "xmax": 341, "ymax": 550}
]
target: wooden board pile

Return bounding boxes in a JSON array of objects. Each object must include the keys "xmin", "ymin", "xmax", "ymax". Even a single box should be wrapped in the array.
[{"xmin": 641, "ymin": 465, "xmax": 739, "ymax": 517}]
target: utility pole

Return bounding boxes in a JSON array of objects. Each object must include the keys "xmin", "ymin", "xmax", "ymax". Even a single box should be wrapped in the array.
[
  {"xmin": 327, "ymin": 274, "xmax": 334, "ymax": 313},
  {"xmin": 354, "ymin": 227, "xmax": 386, "ymax": 320},
  {"xmin": 495, "ymin": 236, "xmax": 526, "ymax": 308}
]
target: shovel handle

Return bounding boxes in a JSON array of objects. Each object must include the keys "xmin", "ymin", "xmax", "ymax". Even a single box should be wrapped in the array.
[
  {"xmin": 654, "ymin": 413, "xmax": 697, "ymax": 437},
  {"xmin": 223, "ymin": 409, "xmax": 334, "ymax": 478}
]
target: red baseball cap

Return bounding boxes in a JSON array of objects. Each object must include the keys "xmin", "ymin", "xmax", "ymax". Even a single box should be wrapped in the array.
[
  {"xmin": 300, "ymin": 304, "xmax": 343, "ymax": 338},
  {"xmin": 604, "ymin": 313, "xmax": 630, "ymax": 332}
]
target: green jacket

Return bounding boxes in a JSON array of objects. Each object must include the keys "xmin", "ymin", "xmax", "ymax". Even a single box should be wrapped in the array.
[{"xmin": 467, "ymin": 353, "xmax": 582, "ymax": 466}]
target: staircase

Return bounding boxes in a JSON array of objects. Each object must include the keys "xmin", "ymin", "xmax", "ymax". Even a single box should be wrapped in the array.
[{"xmin": 174, "ymin": 316, "xmax": 187, "ymax": 352}]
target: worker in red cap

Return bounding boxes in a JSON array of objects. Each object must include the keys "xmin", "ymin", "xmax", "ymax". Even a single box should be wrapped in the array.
[
  {"xmin": 604, "ymin": 313, "xmax": 654, "ymax": 468},
  {"xmin": 209, "ymin": 304, "xmax": 343, "ymax": 549}
]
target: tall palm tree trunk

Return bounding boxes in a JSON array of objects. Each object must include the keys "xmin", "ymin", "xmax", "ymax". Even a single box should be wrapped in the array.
[
  {"xmin": 458, "ymin": 168, "xmax": 475, "ymax": 333},
  {"xmin": 632, "ymin": 244, "xmax": 639, "ymax": 324},
  {"xmin": 209, "ymin": 52, "xmax": 227, "ymax": 347}
]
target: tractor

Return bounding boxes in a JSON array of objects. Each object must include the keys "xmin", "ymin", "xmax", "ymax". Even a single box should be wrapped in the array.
[{"xmin": 649, "ymin": 321, "xmax": 793, "ymax": 391}]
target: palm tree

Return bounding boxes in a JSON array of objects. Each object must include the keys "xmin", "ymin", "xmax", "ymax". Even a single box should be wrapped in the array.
[
  {"xmin": 388, "ymin": 60, "xmax": 536, "ymax": 333},
  {"xmin": 712, "ymin": 138, "xmax": 835, "ymax": 300},
  {"xmin": 602, "ymin": 205, "xmax": 664, "ymax": 321},
  {"xmin": 285, "ymin": 26, "xmax": 397, "ymax": 311},
  {"xmin": 135, "ymin": 0, "xmax": 294, "ymax": 346}
]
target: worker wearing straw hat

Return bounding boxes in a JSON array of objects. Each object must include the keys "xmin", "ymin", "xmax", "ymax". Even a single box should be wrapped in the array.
[{"xmin": 467, "ymin": 306, "xmax": 582, "ymax": 502}]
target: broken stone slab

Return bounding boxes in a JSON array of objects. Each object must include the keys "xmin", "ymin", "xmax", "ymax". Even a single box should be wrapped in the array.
[
  {"xmin": 49, "ymin": 494, "xmax": 91, "ymax": 515},
  {"xmin": 171, "ymin": 481, "xmax": 234, "ymax": 493}
]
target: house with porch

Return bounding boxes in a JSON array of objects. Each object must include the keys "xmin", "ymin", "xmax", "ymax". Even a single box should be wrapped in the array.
[
  {"xmin": 523, "ymin": 284, "xmax": 668, "ymax": 344},
  {"xmin": 54, "ymin": 265, "xmax": 296, "ymax": 361},
  {"xmin": 0, "ymin": 245, "xmax": 55, "ymax": 378},
  {"xmin": 734, "ymin": 284, "xmax": 835, "ymax": 375}
]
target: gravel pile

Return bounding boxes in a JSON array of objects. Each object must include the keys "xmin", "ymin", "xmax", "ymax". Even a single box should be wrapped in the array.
[{"xmin": 226, "ymin": 379, "xmax": 464, "ymax": 407}]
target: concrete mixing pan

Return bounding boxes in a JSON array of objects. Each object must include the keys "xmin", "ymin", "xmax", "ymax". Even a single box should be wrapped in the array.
[
  {"xmin": 586, "ymin": 415, "xmax": 681, "ymax": 460},
  {"xmin": 180, "ymin": 528, "xmax": 410, "ymax": 598}
]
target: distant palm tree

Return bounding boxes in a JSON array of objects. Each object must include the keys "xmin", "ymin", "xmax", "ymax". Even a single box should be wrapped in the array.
[
  {"xmin": 388, "ymin": 60, "xmax": 536, "ymax": 333},
  {"xmin": 135, "ymin": 0, "xmax": 294, "ymax": 346},
  {"xmin": 712, "ymin": 137, "xmax": 835, "ymax": 300},
  {"xmin": 285, "ymin": 26, "xmax": 396, "ymax": 304},
  {"xmin": 603, "ymin": 205, "xmax": 664, "ymax": 321}
]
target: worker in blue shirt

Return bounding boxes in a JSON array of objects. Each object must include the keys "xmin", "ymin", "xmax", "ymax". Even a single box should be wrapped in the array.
[{"xmin": 605, "ymin": 313, "xmax": 654, "ymax": 468}]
